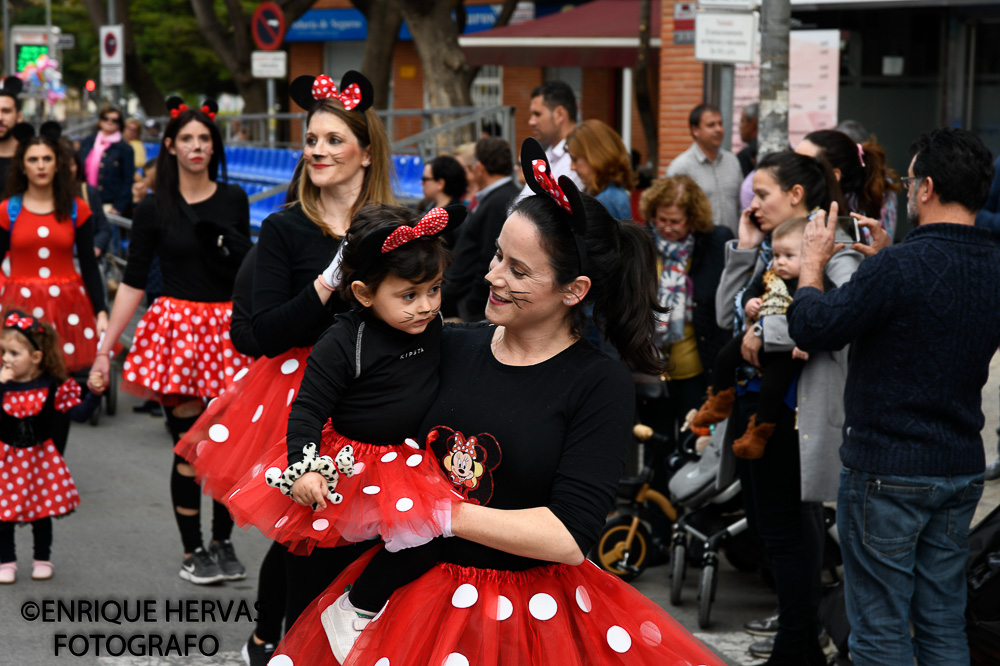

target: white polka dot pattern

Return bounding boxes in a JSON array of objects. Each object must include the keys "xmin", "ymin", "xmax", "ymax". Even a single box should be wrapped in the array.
[
  {"xmin": 528, "ymin": 593, "xmax": 557, "ymax": 621},
  {"xmin": 606, "ymin": 626, "xmax": 632, "ymax": 653},
  {"xmin": 451, "ymin": 584, "xmax": 478, "ymax": 609}
]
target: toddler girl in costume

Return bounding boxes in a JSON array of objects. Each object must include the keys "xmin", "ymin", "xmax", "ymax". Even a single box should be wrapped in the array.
[
  {"xmin": 692, "ymin": 218, "xmax": 823, "ymax": 458},
  {"xmin": 226, "ymin": 203, "xmax": 466, "ymax": 660},
  {"xmin": 0, "ymin": 311, "xmax": 102, "ymax": 583}
]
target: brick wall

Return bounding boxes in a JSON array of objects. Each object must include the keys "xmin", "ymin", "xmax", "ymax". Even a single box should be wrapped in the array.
[
  {"xmin": 657, "ymin": 3, "xmax": 704, "ymax": 173},
  {"xmin": 502, "ymin": 66, "xmax": 544, "ymax": 151},
  {"xmin": 389, "ymin": 42, "xmax": 426, "ymax": 142},
  {"xmin": 288, "ymin": 42, "xmax": 325, "ymax": 139}
]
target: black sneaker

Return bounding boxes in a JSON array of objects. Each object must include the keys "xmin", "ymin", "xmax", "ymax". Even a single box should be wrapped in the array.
[
  {"xmin": 744, "ymin": 612, "xmax": 779, "ymax": 636},
  {"xmin": 241, "ymin": 633, "xmax": 276, "ymax": 666},
  {"xmin": 749, "ymin": 635, "xmax": 775, "ymax": 658},
  {"xmin": 179, "ymin": 547, "xmax": 225, "ymax": 585},
  {"xmin": 209, "ymin": 539, "xmax": 247, "ymax": 580}
]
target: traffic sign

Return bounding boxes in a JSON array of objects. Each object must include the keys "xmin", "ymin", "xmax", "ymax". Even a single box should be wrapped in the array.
[
  {"xmin": 100, "ymin": 25, "xmax": 124, "ymax": 87},
  {"xmin": 252, "ymin": 3, "xmax": 286, "ymax": 51},
  {"xmin": 252, "ymin": 51, "xmax": 287, "ymax": 79},
  {"xmin": 57, "ymin": 34, "xmax": 75, "ymax": 50}
]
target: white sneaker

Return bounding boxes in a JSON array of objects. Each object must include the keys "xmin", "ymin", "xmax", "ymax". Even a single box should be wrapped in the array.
[{"xmin": 320, "ymin": 592, "xmax": 375, "ymax": 662}]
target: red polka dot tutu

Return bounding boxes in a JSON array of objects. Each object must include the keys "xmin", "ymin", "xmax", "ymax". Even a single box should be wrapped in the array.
[
  {"xmin": 227, "ymin": 428, "xmax": 461, "ymax": 555},
  {"xmin": 0, "ymin": 274, "xmax": 98, "ymax": 372},
  {"xmin": 174, "ymin": 347, "xmax": 311, "ymax": 502},
  {"xmin": 0, "ymin": 441, "xmax": 80, "ymax": 522},
  {"xmin": 271, "ymin": 547, "xmax": 727, "ymax": 666},
  {"xmin": 121, "ymin": 296, "xmax": 251, "ymax": 405}
]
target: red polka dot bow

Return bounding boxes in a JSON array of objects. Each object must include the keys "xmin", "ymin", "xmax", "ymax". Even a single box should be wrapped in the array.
[
  {"xmin": 381, "ymin": 208, "xmax": 450, "ymax": 253},
  {"xmin": 4, "ymin": 311, "xmax": 40, "ymax": 333},
  {"xmin": 532, "ymin": 159, "xmax": 572, "ymax": 214},
  {"xmin": 451, "ymin": 433, "xmax": 479, "ymax": 460},
  {"xmin": 311, "ymin": 74, "xmax": 363, "ymax": 112},
  {"xmin": 169, "ymin": 103, "xmax": 189, "ymax": 119}
]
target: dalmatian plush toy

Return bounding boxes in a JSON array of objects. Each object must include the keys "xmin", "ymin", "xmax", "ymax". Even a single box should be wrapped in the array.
[{"xmin": 266, "ymin": 442, "xmax": 356, "ymax": 509}]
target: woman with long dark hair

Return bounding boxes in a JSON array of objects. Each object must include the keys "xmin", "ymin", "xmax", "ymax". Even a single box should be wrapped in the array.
[
  {"xmin": 172, "ymin": 72, "xmax": 395, "ymax": 664},
  {"xmin": 88, "ymin": 98, "xmax": 252, "ymax": 587},
  {"xmin": 714, "ymin": 151, "xmax": 861, "ymax": 665}
]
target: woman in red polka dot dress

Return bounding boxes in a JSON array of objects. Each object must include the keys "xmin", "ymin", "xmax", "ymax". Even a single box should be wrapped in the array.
[
  {"xmin": 0, "ymin": 311, "xmax": 102, "ymax": 584},
  {"xmin": 88, "ymin": 99, "xmax": 253, "ymax": 585},
  {"xmin": 268, "ymin": 141, "xmax": 726, "ymax": 665},
  {"xmin": 0, "ymin": 122, "xmax": 108, "ymax": 375}
]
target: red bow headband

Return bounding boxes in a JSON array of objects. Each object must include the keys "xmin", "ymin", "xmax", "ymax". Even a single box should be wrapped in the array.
[
  {"xmin": 4, "ymin": 310, "xmax": 44, "ymax": 349},
  {"xmin": 531, "ymin": 160, "xmax": 572, "ymax": 214},
  {"xmin": 166, "ymin": 97, "xmax": 218, "ymax": 121},
  {"xmin": 348, "ymin": 204, "xmax": 467, "ymax": 283},
  {"xmin": 451, "ymin": 434, "xmax": 479, "ymax": 460},
  {"xmin": 289, "ymin": 72, "xmax": 374, "ymax": 116}
]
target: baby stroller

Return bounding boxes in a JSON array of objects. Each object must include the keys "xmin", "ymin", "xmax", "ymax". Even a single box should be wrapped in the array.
[{"xmin": 667, "ymin": 418, "xmax": 761, "ymax": 628}]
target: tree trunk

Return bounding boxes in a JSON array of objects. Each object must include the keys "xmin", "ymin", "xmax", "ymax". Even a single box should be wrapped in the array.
[
  {"xmin": 353, "ymin": 0, "xmax": 403, "ymax": 110},
  {"xmin": 394, "ymin": 0, "xmax": 475, "ymax": 142},
  {"xmin": 81, "ymin": 0, "xmax": 167, "ymax": 116},
  {"xmin": 634, "ymin": 0, "xmax": 657, "ymax": 166},
  {"xmin": 758, "ymin": 0, "xmax": 790, "ymax": 158}
]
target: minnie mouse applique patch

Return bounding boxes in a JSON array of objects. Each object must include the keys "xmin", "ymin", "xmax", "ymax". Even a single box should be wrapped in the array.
[{"xmin": 427, "ymin": 426, "xmax": 502, "ymax": 506}]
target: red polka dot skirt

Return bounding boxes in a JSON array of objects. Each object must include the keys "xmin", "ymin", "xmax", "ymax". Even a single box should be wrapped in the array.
[
  {"xmin": 0, "ymin": 441, "xmax": 80, "ymax": 523},
  {"xmin": 226, "ymin": 427, "xmax": 461, "ymax": 556},
  {"xmin": 0, "ymin": 274, "xmax": 99, "ymax": 372},
  {"xmin": 174, "ymin": 347, "xmax": 311, "ymax": 503},
  {"xmin": 272, "ymin": 547, "xmax": 727, "ymax": 666},
  {"xmin": 121, "ymin": 297, "xmax": 251, "ymax": 405}
]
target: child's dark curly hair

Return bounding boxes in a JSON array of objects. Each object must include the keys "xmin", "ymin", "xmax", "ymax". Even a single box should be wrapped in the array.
[
  {"xmin": 337, "ymin": 204, "xmax": 453, "ymax": 307},
  {"xmin": 2, "ymin": 319, "xmax": 68, "ymax": 381}
]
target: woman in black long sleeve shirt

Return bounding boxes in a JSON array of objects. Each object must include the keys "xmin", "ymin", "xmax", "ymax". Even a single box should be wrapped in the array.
[{"xmin": 89, "ymin": 103, "xmax": 252, "ymax": 587}]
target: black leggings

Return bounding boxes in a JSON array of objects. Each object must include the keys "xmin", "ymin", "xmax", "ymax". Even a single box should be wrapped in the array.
[
  {"xmin": 735, "ymin": 394, "xmax": 826, "ymax": 665},
  {"xmin": 349, "ymin": 540, "xmax": 443, "ymax": 612},
  {"xmin": 255, "ymin": 541, "xmax": 288, "ymax": 643},
  {"xmin": 283, "ymin": 541, "xmax": 377, "ymax": 627},
  {"xmin": 0, "ymin": 518, "xmax": 53, "ymax": 562},
  {"xmin": 715, "ymin": 336, "xmax": 803, "ymax": 424}
]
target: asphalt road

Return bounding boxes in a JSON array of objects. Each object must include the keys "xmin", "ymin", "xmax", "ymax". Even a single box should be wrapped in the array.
[{"xmin": 2, "ymin": 352, "xmax": 998, "ymax": 666}]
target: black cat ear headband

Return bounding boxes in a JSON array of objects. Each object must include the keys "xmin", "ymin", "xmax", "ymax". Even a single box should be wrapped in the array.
[
  {"xmin": 351, "ymin": 205, "xmax": 467, "ymax": 281},
  {"xmin": 520, "ymin": 137, "xmax": 590, "ymax": 277},
  {"xmin": 289, "ymin": 71, "xmax": 374, "ymax": 117},
  {"xmin": 166, "ymin": 96, "xmax": 219, "ymax": 121},
  {"xmin": 12, "ymin": 120, "xmax": 61, "ymax": 145}
]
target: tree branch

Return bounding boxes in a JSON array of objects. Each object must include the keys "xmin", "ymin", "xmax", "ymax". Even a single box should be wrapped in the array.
[
  {"xmin": 223, "ymin": 0, "xmax": 251, "ymax": 61},
  {"xmin": 189, "ymin": 0, "xmax": 241, "ymax": 73}
]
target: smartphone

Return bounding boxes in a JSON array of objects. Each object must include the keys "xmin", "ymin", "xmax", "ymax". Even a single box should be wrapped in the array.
[
  {"xmin": 749, "ymin": 211, "xmax": 761, "ymax": 228},
  {"xmin": 837, "ymin": 216, "xmax": 863, "ymax": 243}
]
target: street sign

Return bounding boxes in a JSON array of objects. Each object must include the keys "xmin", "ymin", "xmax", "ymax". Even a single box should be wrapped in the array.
[
  {"xmin": 252, "ymin": 50, "xmax": 287, "ymax": 79},
  {"xmin": 99, "ymin": 25, "xmax": 124, "ymax": 87},
  {"xmin": 10, "ymin": 26, "xmax": 61, "ymax": 76},
  {"xmin": 252, "ymin": 2, "xmax": 286, "ymax": 51},
  {"xmin": 698, "ymin": 0, "xmax": 757, "ymax": 9},
  {"xmin": 674, "ymin": 3, "xmax": 697, "ymax": 46},
  {"xmin": 57, "ymin": 34, "xmax": 75, "ymax": 50},
  {"xmin": 695, "ymin": 11, "xmax": 759, "ymax": 64}
]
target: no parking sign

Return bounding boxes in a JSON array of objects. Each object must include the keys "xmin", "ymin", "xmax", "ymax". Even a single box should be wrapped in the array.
[
  {"xmin": 99, "ymin": 25, "xmax": 123, "ymax": 86},
  {"xmin": 252, "ymin": 3, "xmax": 286, "ymax": 52}
]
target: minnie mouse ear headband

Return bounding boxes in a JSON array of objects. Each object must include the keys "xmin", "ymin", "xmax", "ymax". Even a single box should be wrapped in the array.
[
  {"xmin": 4, "ymin": 310, "xmax": 44, "ymax": 349},
  {"xmin": 520, "ymin": 137, "xmax": 590, "ymax": 277},
  {"xmin": 11, "ymin": 121, "xmax": 61, "ymax": 145},
  {"xmin": 289, "ymin": 71, "xmax": 374, "ymax": 116},
  {"xmin": 166, "ymin": 96, "xmax": 219, "ymax": 121},
  {"xmin": 0, "ymin": 77, "xmax": 23, "ymax": 100},
  {"xmin": 351, "ymin": 205, "xmax": 467, "ymax": 282}
]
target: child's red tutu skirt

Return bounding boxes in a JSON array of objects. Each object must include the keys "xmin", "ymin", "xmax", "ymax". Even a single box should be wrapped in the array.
[
  {"xmin": 174, "ymin": 347, "xmax": 311, "ymax": 502},
  {"xmin": 121, "ymin": 296, "xmax": 251, "ymax": 405},
  {"xmin": 227, "ymin": 428, "xmax": 461, "ymax": 555},
  {"xmin": 270, "ymin": 547, "xmax": 727, "ymax": 666},
  {"xmin": 0, "ymin": 441, "xmax": 80, "ymax": 522},
  {"xmin": 1, "ymin": 274, "xmax": 98, "ymax": 372}
]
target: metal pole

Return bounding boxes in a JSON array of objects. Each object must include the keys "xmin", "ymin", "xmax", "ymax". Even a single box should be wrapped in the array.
[
  {"xmin": 45, "ymin": 0, "xmax": 51, "ymax": 27},
  {"xmin": 720, "ymin": 64, "xmax": 734, "ymax": 152},
  {"xmin": 267, "ymin": 79, "xmax": 275, "ymax": 148},
  {"xmin": 621, "ymin": 67, "xmax": 633, "ymax": 154},
  {"xmin": 3, "ymin": 0, "xmax": 10, "ymax": 75},
  {"xmin": 106, "ymin": 0, "xmax": 116, "ymax": 109},
  {"xmin": 758, "ymin": 0, "xmax": 790, "ymax": 157}
]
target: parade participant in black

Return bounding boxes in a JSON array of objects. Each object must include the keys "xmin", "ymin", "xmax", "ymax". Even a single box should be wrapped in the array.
[
  {"xmin": 60, "ymin": 138, "xmax": 112, "ymax": 258},
  {"xmin": 170, "ymin": 73, "xmax": 395, "ymax": 664},
  {"xmin": 0, "ymin": 311, "xmax": 103, "ymax": 584},
  {"xmin": 270, "ymin": 139, "xmax": 726, "ymax": 665},
  {"xmin": 88, "ymin": 97, "xmax": 253, "ymax": 586},
  {"xmin": 0, "ymin": 78, "xmax": 24, "ymax": 189}
]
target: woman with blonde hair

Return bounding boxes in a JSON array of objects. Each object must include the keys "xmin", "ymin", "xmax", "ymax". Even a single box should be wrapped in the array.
[
  {"xmin": 639, "ymin": 175, "xmax": 732, "ymax": 445},
  {"xmin": 567, "ymin": 119, "xmax": 634, "ymax": 218}
]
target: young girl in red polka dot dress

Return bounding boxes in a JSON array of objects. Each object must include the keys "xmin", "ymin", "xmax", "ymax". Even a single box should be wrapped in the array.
[
  {"xmin": 0, "ymin": 122, "xmax": 108, "ymax": 374},
  {"xmin": 226, "ymin": 204, "xmax": 465, "ymax": 565},
  {"xmin": 0, "ymin": 311, "xmax": 102, "ymax": 584}
]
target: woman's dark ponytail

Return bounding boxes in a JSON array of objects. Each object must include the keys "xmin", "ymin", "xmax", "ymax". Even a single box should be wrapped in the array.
[
  {"xmin": 512, "ymin": 195, "xmax": 666, "ymax": 375},
  {"xmin": 757, "ymin": 150, "xmax": 846, "ymax": 214}
]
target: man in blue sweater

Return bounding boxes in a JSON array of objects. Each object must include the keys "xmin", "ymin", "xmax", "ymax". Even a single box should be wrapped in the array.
[
  {"xmin": 974, "ymin": 154, "xmax": 1000, "ymax": 480},
  {"xmin": 787, "ymin": 128, "xmax": 998, "ymax": 666}
]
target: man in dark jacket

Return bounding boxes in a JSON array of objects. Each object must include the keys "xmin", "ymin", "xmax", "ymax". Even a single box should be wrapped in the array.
[
  {"xmin": 443, "ymin": 137, "xmax": 519, "ymax": 322},
  {"xmin": 78, "ymin": 106, "xmax": 135, "ymax": 216},
  {"xmin": 788, "ymin": 128, "xmax": 998, "ymax": 666}
]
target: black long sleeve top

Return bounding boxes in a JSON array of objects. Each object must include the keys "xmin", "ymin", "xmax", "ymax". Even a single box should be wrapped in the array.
[
  {"xmin": 122, "ymin": 184, "xmax": 250, "ymax": 301},
  {"xmin": 251, "ymin": 205, "xmax": 349, "ymax": 358}
]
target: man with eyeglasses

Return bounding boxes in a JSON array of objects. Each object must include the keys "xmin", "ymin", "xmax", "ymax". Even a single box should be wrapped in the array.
[
  {"xmin": 78, "ymin": 106, "xmax": 135, "ymax": 217},
  {"xmin": 787, "ymin": 128, "xmax": 998, "ymax": 666}
]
